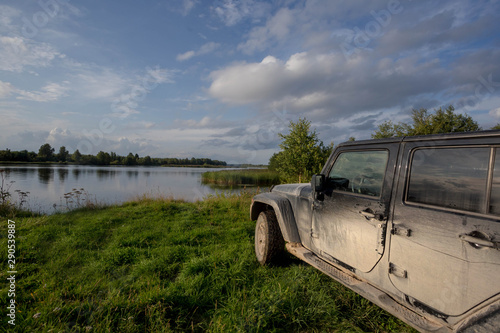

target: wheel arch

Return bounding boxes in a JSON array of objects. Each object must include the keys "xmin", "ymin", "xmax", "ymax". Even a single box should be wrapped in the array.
[{"xmin": 250, "ymin": 193, "xmax": 301, "ymax": 243}]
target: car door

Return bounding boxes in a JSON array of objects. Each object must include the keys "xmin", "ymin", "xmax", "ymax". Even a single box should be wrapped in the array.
[
  {"xmin": 311, "ymin": 143, "xmax": 399, "ymax": 273},
  {"xmin": 388, "ymin": 142, "xmax": 500, "ymax": 317}
]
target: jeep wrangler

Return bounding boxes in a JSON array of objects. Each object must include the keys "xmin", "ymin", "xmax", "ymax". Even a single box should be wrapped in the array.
[{"xmin": 251, "ymin": 131, "xmax": 500, "ymax": 333}]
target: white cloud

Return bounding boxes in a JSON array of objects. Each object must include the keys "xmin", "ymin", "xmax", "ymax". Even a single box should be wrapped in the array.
[
  {"xmin": 0, "ymin": 36, "xmax": 62, "ymax": 72},
  {"xmin": 212, "ymin": 0, "xmax": 270, "ymax": 26},
  {"xmin": 489, "ymin": 107, "xmax": 500, "ymax": 118},
  {"xmin": 208, "ymin": 48, "xmax": 465, "ymax": 121},
  {"xmin": 0, "ymin": 5, "xmax": 20, "ymax": 31},
  {"xmin": 208, "ymin": 52, "xmax": 340, "ymax": 105},
  {"xmin": 47, "ymin": 127, "xmax": 73, "ymax": 144},
  {"xmin": 145, "ymin": 66, "xmax": 175, "ymax": 84},
  {"xmin": 74, "ymin": 68, "xmax": 129, "ymax": 100},
  {"xmin": 182, "ymin": 0, "xmax": 198, "ymax": 15},
  {"xmin": 0, "ymin": 80, "xmax": 13, "ymax": 98},
  {"xmin": 199, "ymin": 42, "xmax": 220, "ymax": 55},
  {"xmin": 0, "ymin": 80, "xmax": 69, "ymax": 102},
  {"xmin": 16, "ymin": 81, "xmax": 70, "ymax": 102},
  {"xmin": 177, "ymin": 50, "xmax": 196, "ymax": 61},
  {"xmin": 109, "ymin": 66, "xmax": 175, "ymax": 118},
  {"xmin": 237, "ymin": 7, "xmax": 294, "ymax": 54},
  {"xmin": 173, "ymin": 116, "xmax": 226, "ymax": 129},
  {"xmin": 176, "ymin": 42, "xmax": 220, "ymax": 61}
]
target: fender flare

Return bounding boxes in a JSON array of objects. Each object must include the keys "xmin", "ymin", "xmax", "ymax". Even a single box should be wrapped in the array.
[{"xmin": 250, "ymin": 192, "xmax": 301, "ymax": 243}]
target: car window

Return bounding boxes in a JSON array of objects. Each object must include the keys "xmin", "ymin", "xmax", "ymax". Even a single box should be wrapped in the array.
[
  {"xmin": 328, "ymin": 150, "xmax": 388, "ymax": 197},
  {"xmin": 407, "ymin": 147, "xmax": 490, "ymax": 213}
]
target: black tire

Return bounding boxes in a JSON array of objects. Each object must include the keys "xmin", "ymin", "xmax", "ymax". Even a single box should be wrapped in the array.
[{"xmin": 255, "ymin": 210, "xmax": 285, "ymax": 265}]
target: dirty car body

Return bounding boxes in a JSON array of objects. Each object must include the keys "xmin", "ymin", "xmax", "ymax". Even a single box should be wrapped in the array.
[{"xmin": 251, "ymin": 131, "xmax": 500, "ymax": 333}]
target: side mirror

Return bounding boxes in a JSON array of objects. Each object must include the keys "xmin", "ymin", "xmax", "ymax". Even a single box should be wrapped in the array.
[{"xmin": 311, "ymin": 174, "xmax": 325, "ymax": 193}]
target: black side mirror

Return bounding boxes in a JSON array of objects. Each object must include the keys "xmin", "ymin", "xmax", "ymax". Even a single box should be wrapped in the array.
[{"xmin": 311, "ymin": 174, "xmax": 325, "ymax": 193}]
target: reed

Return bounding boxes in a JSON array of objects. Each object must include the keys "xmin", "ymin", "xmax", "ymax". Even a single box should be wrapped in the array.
[{"xmin": 202, "ymin": 169, "xmax": 281, "ymax": 186}]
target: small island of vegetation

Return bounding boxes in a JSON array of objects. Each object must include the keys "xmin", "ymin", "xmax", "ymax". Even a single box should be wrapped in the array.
[{"xmin": 201, "ymin": 169, "xmax": 280, "ymax": 186}]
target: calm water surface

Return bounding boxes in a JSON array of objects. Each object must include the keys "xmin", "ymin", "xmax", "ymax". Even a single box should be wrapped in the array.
[{"xmin": 0, "ymin": 165, "xmax": 248, "ymax": 214}]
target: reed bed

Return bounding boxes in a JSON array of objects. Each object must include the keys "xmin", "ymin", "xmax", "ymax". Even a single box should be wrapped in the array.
[{"xmin": 201, "ymin": 169, "xmax": 281, "ymax": 186}]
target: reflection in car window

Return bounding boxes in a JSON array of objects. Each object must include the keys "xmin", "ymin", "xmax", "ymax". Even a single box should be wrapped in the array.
[
  {"xmin": 490, "ymin": 149, "xmax": 500, "ymax": 214},
  {"xmin": 407, "ymin": 148, "xmax": 489, "ymax": 213},
  {"xmin": 328, "ymin": 151, "xmax": 388, "ymax": 197}
]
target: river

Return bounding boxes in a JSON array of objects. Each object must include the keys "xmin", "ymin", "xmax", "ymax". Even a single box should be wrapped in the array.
[{"xmin": 0, "ymin": 165, "xmax": 249, "ymax": 214}]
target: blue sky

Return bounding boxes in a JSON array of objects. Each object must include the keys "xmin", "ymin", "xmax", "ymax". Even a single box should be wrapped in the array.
[{"xmin": 1, "ymin": 0, "xmax": 500, "ymax": 164}]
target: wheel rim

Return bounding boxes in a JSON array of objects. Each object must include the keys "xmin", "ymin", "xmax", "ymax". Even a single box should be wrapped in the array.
[{"xmin": 257, "ymin": 220, "xmax": 266, "ymax": 256}]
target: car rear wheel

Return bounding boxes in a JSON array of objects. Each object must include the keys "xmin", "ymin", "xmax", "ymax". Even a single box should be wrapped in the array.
[{"xmin": 255, "ymin": 210, "xmax": 285, "ymax": 265}]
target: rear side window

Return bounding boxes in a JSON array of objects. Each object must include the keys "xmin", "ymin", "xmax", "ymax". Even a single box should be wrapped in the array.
[
  {"xmin": 328, "ymin": 150, "xmax": 388, "ymax": 197},
  {"xmin": 407, "ymin": 147, "xmax": 490, "ymax": 213},
  {"xmin": 490, "ymin": 149, "xmax": 500, "ymax": 214}
]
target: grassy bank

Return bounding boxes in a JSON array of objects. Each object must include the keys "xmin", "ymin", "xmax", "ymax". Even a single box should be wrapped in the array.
[
  {"xmin": 201, "ymin": 169, "xmax": 281, "ymax": 186},
  {"xmin": 0, "ymin": 193, "xmax": 415, "ymax": 332}
]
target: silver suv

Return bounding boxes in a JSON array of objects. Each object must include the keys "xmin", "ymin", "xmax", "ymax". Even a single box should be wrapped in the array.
[{"xmin": 251, "ymin": 131, "xmax": 500, "ymax": 333}]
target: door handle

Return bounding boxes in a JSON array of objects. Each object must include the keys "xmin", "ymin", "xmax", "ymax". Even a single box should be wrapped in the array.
[
  {"xmin": 459, "ymin": 234, "xmax": 500, "ymax": 250},
  {"xmin": 359, "ymin": 210, "xmax": 384, "ymax": 221}
]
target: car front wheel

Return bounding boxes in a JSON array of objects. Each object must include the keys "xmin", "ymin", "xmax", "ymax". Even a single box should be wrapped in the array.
[{"xmin": 255, "ymin": 210, "xmax": 285, "ymax": 265}]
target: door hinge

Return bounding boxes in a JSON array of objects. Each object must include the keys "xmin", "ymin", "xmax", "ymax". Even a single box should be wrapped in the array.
[
  {"xmin": 389, "ymin": 263, "xmax": 407, "ymax": 279},
  {"xmin": 392, "ymin": 225, "xmax": 412, "ymax": 237},
  {"xmin": 376, "ymin": 222, "xmax": 387, "ymax": 255}
]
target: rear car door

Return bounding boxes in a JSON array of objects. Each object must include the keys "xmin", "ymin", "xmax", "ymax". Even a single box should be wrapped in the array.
[
  {"xmin": 389, "ymin": 139, "xmax": 500, "ymax": 317},
  {"xmin": 311, "ymin": 142, "xmax": 399, "ymax": 273}
]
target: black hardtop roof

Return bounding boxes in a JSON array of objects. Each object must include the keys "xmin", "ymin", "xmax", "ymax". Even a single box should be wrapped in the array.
[{"xmin": 337, "ymin": 129, "xmax": 500, "ymax": 147}]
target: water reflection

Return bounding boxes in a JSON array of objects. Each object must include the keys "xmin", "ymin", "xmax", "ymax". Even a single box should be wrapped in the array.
[
  {"xmin": 97, "ymin": 169, "xmax": 116, "ymax": 180},
  {"xmin": 57, "ymin": 168, "xmax": 68, "ymax": 182},
  {"xmin": 126, "ymin": 170, "xmax": 139, "ymax": 179},
  {"xmin": 38, "ymin": 168, "xmax": 54, "ymax": 185}
]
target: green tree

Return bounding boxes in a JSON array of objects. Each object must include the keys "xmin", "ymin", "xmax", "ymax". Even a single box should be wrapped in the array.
[
  {"xmin": 0, "ymin": 149, "xmax": 12, "ymax": 161},
  {"xmin": 125, "ymin": 153, "xmax": 137, "ymax": 165},
  {"xmin": 72, "ymin": 149, "xmax": 82, "ymax": 163},
  {"xmin": 38, "ymin": 143, "xmax": 55, "ymax": 162},
  {"xmin": 57, "ymin": 146, "xmax": 69, "ymax": 162},
  {"xmin": 274, "ymin": 118, "xmax": 329, "ymax": 183},
  {"xmin": 142, "ymin": 155, "xmax": 152, "ymax": 166},
  {"xmin": 12, "ymin": 150, "xmax": 31, "ymax": 162},
  {"xmin": 96, "ymin": 151, "xmax": 111, "ymax": 165},
  {"xmin": 492, "ymin": 124, "xmax": 500, "ymax": 130},
  {"xmin": 372, "ymin": 105, "xmax": 481, "ymax": 139},
  {"xmin": 268, "ymin": 152, "xmax": 281, "ymax": 172}
]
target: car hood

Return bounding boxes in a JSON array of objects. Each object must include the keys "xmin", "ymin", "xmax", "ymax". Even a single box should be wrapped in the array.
[{"xmin": 271, "ymin": 183, "xmax": 311, "ymax": 197}]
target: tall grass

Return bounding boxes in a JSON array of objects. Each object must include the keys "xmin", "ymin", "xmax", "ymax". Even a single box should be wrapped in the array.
[
  {"xmin": 0, "ymin": 193, "xmax": 415, "ymax": 332},
  {"xmin": 202, "ymin": 169, "xmax": 280, "ymax": 186},
  {"xmin": 0, "ymin": 169, "xmax": 34, "ymax": 218}
]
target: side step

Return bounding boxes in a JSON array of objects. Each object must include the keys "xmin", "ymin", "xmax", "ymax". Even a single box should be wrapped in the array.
[{"xmin": 286, "ymin": 243, "xmax": 448, "ymax": 333}]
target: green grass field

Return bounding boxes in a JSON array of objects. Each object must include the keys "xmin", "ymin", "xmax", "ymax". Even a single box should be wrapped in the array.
[
  {"xmin": 201, "ymin": 169, "xmax": 281, "ymax": 186},
  {"xmin": 0, "ymin": 193, "xmax": 416, "ymax": 332}
]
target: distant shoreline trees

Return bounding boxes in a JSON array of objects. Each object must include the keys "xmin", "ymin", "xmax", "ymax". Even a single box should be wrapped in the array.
[{"xmin": 0, "ymin": 144, "xmax": 227, "ymax": 167}]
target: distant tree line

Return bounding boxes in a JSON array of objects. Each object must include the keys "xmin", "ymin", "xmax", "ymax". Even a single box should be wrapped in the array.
[{"xmin": 0, "ymin": 143, "xmax": 227, "ymax": 167}]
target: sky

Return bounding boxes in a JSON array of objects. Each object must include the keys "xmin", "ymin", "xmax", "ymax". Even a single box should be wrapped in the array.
[{"xmin": 1, "ymin": 0, "xmax": 500, "ymax": 164}]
